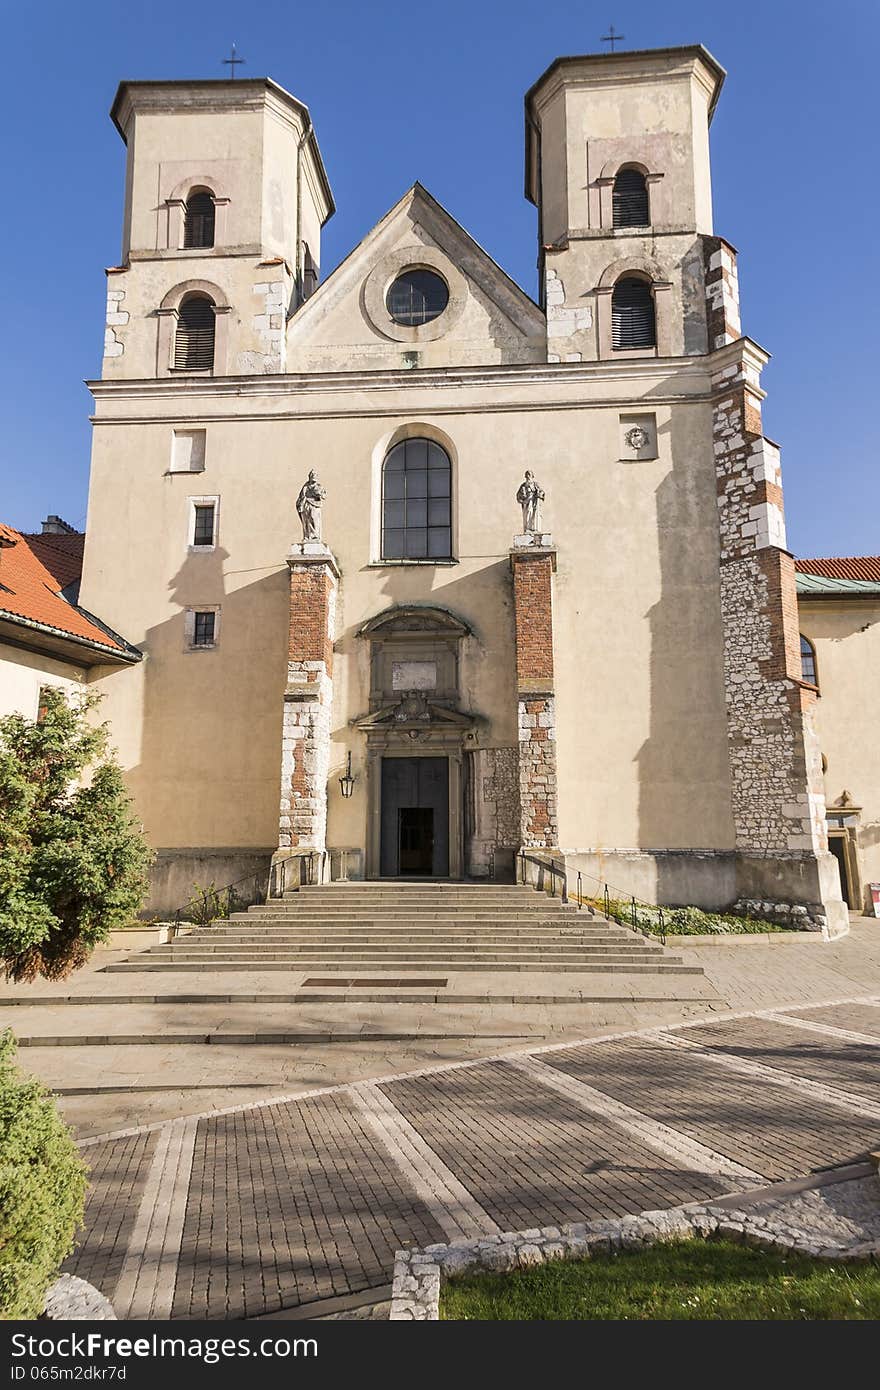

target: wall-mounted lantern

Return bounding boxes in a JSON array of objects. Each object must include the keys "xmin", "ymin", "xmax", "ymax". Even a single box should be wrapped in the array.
[{"xmin": 339, "ymin": 750, "xmax": 356, "ymax": 799}]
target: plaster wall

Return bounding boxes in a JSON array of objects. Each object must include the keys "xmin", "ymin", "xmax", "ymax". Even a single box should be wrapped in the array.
[
  {"xmin": 0, "ymin": 644, "xmax": 86, "ymax": 720},
  {"xmin": 78, "ymin": 362, "xmax": 733, "ymax": 864},
  {"xmin": 799, "ymin": 598, "xmax": 880, "ymax": 894}
]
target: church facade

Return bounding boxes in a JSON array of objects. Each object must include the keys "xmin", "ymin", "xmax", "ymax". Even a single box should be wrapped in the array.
[{"xmin": 76, "ymin": 45, "xmax": 851, "ymax": 933}]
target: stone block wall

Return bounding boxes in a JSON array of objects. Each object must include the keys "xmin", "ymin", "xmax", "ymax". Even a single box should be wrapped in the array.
[
  {"xmin": 466, "ymin": 746, "xmax": 521, "ymax": 877},
  {"xmin": 277, "ymin": 550, "xmax": 338, "ymax": 853},
  {"xmin": 712, "ymin": 344, "xmax": 845, "ymax": 932},
  {"xmin": 703, "ymin": 236, "xmax": 741, "ymax": 349},
  {"xmin": 510, "ymin": 546, "xmax": 558, "ymax": 849}
]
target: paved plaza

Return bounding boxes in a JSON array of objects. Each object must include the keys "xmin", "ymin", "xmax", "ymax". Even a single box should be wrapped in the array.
[
  {"xmin": 2, "ymin": 917, "xmax": 879, "ymax": 1319},
  {"xmin": 56, "ymin": 988, "xmax": 880, "ymax": 1320}
]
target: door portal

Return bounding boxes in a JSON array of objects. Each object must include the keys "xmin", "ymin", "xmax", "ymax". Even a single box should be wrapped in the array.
[{"xmin": 380, "ymin": 758, "xmax": 449, "ymax": 877}]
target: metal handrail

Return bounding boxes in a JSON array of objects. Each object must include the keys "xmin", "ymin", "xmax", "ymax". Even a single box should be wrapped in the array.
[
  {"xmin": 517, "ymin": 849, "xmax": 569, "ymax": 903},
  {"xmin": 171, "ymin": 869, "xmax": 269, "ymax": 938},
  {"xmin": 517, "ymin": 850, "xmax": 666, "ymax": 945},
  {"xmin": 268, "ymin": 849, "xmax": 328, "ymax": 899}
]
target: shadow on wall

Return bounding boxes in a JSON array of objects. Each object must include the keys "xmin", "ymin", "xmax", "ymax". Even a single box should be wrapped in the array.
[
  {"xmin": 123, "ymin": 545, "xmax": 290, "ymax": 912},
  {"xmin": 634, "ymin": 398, "xmax": 737, "ymax": 909}
]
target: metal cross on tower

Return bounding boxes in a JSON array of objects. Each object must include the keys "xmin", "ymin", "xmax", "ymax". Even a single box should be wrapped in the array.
[
  {"xmin": 223, "ymin": 43, "xmax": 245, "ymax": 77},
  {"xmin": 601, "ymin": 25, "xmax": 625, "ymax": 51}
]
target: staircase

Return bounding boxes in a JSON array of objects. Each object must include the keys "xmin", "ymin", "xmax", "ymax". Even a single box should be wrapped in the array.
[{"xmin": 108, "ymin": 884, "xmax": 702, "ymax": 976}]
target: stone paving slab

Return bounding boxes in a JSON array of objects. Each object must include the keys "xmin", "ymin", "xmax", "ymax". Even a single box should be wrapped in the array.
[{"xmin": 542, "ymin": 1034, "xmax": 880, "ymax": 1180}]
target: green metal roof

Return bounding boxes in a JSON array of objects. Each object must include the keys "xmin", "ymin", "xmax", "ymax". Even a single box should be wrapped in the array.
[{"xmin": 796, "ymin": 573, "xmax": 880, "ymax": 597}]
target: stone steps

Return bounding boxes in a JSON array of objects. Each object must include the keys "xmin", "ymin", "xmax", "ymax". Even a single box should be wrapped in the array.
[
  {"xmin": 106, "ymin": 959, "xmax": 702, "ymax": 974},
  {"xmin": 115, "ymin": 883, "xmax": 700, "ymax": 981}
]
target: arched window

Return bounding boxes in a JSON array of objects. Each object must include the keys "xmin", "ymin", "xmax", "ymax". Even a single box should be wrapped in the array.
[
  {"xmin": 612, "ymin": 278, "xmax": 656, "ymax": 350},
  {"xmin": 174, "ymin": 295, "xmax": 215, "ymax": 371},
  {"xmin": 381, "ymin": 438, "xmax": 452, "ymax": 560},
  {"xmin": 184, "ymin": 191, "xmax": 215, "ymax": 249},
  {"xmin": 613, "ymin": 168, "xmax": 650, "ymax": 228},
  {"xmin": 800, "ymin": 634, "xmax": 818, "ymax": 686}
]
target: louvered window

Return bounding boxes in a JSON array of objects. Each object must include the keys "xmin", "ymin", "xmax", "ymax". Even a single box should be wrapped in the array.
[
  {"xmin": 613, "ymin": 168, "xmax": 650, "ymax": 228},
  {"xmin": 612, "ymin": 279, "xmax": 656, "ymax": 350},
  {"xmin": 800, "ymin": 634, "xmax": 818, "ymax": 686},
  {"xmin": 382, "ymin": 438, "xmax": 452, "ymax": 560},
  {"xmin": 184, "ymin": 192, "xmax": 215, "ymax": 249},
  {"xmin": 174, "ymin": 296, "xmax": 215, "ymax": 371}
]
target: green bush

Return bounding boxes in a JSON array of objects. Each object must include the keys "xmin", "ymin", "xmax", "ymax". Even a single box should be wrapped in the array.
[
  {"xmin": 595, "ymin": 898, "xmax": 785, "ymax": 936},
  {"xmin": 0, "ymin": 1030, "xmax": 87, "ymax": 1319},
  {"xmin": 0, "ymin": 687, "xmax": 153, "ymax": 981}
]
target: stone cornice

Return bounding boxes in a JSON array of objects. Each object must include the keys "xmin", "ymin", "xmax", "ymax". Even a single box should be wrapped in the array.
[{"xmin": 89, "ymin": 353, "xmax": 715, "ymax": 408}]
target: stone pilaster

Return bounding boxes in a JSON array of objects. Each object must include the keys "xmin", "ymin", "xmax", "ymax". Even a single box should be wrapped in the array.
[
  {"xmin": 703, "ymin": 235, "xmax": 741, "ymax": 349},
  {"xmin": 510, "ymin": 538, "xmax": 558, "ymax": 849},
  {"xmin": 713, "ymin": 340, "xmax": 847, "ymax": 935},
  {"xmin": 276, "ymin": 542, "xmax": 339, "ymax": 857}
]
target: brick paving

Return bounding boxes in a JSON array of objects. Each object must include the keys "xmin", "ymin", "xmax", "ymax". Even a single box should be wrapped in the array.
[
  {"xmin": 172, "ymin": 1091, "xmax": 446, "ymax": 1319},
  {"xmin": 381, "ymin": 1061, "xmax": 727, "ymax": 1231},
  {"xmin": 684, "ymin": 1016, "xmax": 880, "ymax": 1105},
  {"xmin": 61, "ymin": 991, "xmax": 880, "ymax": 1319},
  {"xmin": 788, "ymin": 1001, "xmax": 880, "ymax": 1037},
  {"xmin": 542, "ymin": 1032, "xmax": 880, "ymax": 1180},
  {"xmin": 63, "ymin": 1131, "xmax": 157, "ymax": 1293}
]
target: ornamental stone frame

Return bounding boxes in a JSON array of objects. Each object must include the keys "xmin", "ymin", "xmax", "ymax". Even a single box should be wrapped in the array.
[
  {"xmin": 596, "ymin": 157, "xmax": 668, "ymax": 229},
  {"xmin": 595, "ymin": 258, "xmax": 673, "ymax": 359},
  {"xmin": 155, "ymin": 280, "xmax": 231, "ymax": 376},
  {"xmin": 353, "ymin": 606, "xmax": 477, "ymax": 879},
  {"xmin": 164, "ymin": 173, "xmax": 232, "ymax": 251},
  {"xmin": 362, "ymin": 246, "xmax": 468, "ymax": 344}
]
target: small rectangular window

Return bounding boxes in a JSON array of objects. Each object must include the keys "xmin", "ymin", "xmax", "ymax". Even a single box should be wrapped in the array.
[
  {"xmin": 193, "ymin": 611, "xmax": 215, "ymax": 647},
  {"xmin": 188, "ymin": 496, "xmax": 219, "ymax": 550},
  {"xmin": 192, "ymin": 504, "xmax": 215, "ymax": 546}
]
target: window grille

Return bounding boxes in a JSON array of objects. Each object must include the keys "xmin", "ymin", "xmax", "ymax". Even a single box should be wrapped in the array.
[
  {"xmin": 184, "ymin": 192, "xmax": 215, "ymax": 249},
  {"xmin": 381, "ymin": 439, "xmax": 452, "ymax": 560},
  {"xmin": 386, "ymin": 270, "xmax": 449, "ymax": 326},
  {"xmin": 611, "ymin": 278, "xmax": 656, "ymax": 350},
  {"xmin": 192, "ymin": 504, "xmax": 215, "ymax": 547},
  {"xmin": 193, "ymin": 611, "xmax": 216, "ymax": 647},
  {"xmin": 612, "ymin": 168, "xmax": 650, "ymax": 228},
  {"xmin": 174, "ymin": 297, "xmax": 215, "ymax": 371}
]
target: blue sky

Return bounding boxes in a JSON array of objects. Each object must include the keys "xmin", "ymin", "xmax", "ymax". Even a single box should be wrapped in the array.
[{"xmin": 2, "ymin": 0, "xmax": 876, "ymax": 555}]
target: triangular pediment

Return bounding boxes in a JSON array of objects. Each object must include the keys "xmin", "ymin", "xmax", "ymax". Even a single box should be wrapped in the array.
[{"xmin": 287, "ymin": 184, "xmax": 545, "ymax": 370}]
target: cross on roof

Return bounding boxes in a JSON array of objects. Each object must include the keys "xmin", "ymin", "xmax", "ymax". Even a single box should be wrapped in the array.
[
  {"xmin": 601, "ymin": 25, "xmax": 625, "ymax": 52},
  {"xmin": 223, "ymin": 43, "xmax": 245, "ymax": 77}
]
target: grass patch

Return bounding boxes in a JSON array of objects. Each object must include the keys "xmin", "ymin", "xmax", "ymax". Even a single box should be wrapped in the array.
[
  {"xmin": 594, "ymin": 899, "xmax": 788, "ymax": 937},
  {"xmin": 440, "ymin": 1239, "xmax": 880, "ymax": 1320}
]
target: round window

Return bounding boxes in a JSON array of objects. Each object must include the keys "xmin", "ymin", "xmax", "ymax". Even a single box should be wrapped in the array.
[{"xmin": 386, "ymin": 269, "xmax": 449, "ymax": 327}]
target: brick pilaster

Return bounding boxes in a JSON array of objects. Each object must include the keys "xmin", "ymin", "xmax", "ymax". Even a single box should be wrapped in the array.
[
  {"xmin": 277, "ymin": 544, "xmax": 339, "ymax": 854},
  {"xmin": 510, "ymin": 544, "xmax": 558, "ymax": 849},
  {"xmin": 713, "ymin": 341, "xmax": 845, "ymax": 933}
]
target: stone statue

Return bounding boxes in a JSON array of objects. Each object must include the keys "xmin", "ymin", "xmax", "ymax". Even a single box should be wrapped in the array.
[
  {"xmin": 516, "ymin": 470, "xmax": 545, "ymax": 534},
  {"xmin": 296, "ymin": 470, "xmax": 326, "ymax": 542}
]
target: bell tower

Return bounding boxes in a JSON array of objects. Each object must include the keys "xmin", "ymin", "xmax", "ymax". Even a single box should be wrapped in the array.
[
  {"xmin": 103, "ymin": 78, "xmax": 334, "ymax": 379},
  {"xmin": 524, "ymin": 45, "xmax": 725, "ymax": 361}
]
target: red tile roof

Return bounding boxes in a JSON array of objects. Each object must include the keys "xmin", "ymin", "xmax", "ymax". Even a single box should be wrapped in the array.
[
  {"xmin": 0, "ymin": 525, "xmax": 130, "ymax": 655},
  {"xmin": 795, "ymin": 556, "xmax": 880, "ymax": 582}
]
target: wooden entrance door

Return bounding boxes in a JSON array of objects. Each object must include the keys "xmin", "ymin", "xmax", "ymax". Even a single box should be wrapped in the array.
[{"xmin": 380, "ymin": 757, "xmax": 449, "ymax": 877}]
